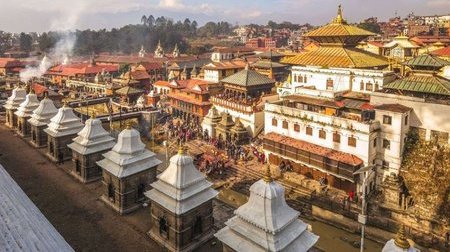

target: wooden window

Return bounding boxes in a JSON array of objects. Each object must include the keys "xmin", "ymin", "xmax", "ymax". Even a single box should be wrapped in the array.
[
  {"xmin": 383, "ymin": 139, "xmax": 390, "ymax": 150},
  {"xmin": 272, "ymin": 118, "xmax": 277, "ymax": 126},
  {"xmin": 366, "ymin": 82, "xmax": 373, "ymax": 91},
  {"xmin": 304, "ymin": 76, "xmax": 307, "ymax": 83},
  {"xmin": 360, "ymin": 81, "xmax": 364, "ymax": 91},
  {"xmin": 333, "ymin": 132, "xmax": 340, "ymax": 143},
  {"xmin": 326, "ymin": 78, "xmax": 334, "ymax": 90},
  {"xmin": 404, "ymin": 115, "xmax": 408, "ymax": 125},
  {"xmin": 282, "ymin": 121, "xmax": 288, "ymax": 129},
  {"xmin": 319, "ymin": 129, "xmax": 326, "ymax": 139},
  {"xmin": 306, "ymin": 126, "xmax": 313, "ymax": 136},
  {"xmin": 348, "ymin": 136, "xmax": 357, "ymax": 147},
  {"xmin": 294, "ymin": 124, "xmax": 300, "ymax": 132},
  {"xmin": 299, "ymin": 75, "xmax": 304, "ymax": 83},
  {"xmin": 374, "ymin": 82, "xmax": 379, "ymax": 91},
  {"xmin": 383, "ymin": 115, "xmax": 392, "ymax": 125}
]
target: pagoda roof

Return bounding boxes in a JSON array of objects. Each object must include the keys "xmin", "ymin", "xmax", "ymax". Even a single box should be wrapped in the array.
[
  {"xmin": 382, "ymin": 74, "xmax": 450, "ymax": 96},
  {"xmin": 145, "ymin": 148, "xmax": 218, "ymax": 215},
  {"xmin": 221, "ymin": 67, "xmax": 275, "ymax": 87},
  {"xmin": 68, "ymin": 117, "xmax": 115, "ymax": 155},
  {"xmin": 402, "ymin": 54, "xmax": 449, "ymax": 69},
  {"xmin": 115, "ymin": 86, "xmax": 144, "ymax": 96},
  {"xmin": 383, "ymin": 36, "xmax": 419, "ymax": 49},
  {"xmin": 15, "ymin": 91, "xmax": 40, "ymax": 118},
  {"xmin": 282, "ymin": 46, "xmax": 388, "ymax": 68},
  {"xmin": 305, "ymin": 5, "xmax": 375, "ymax": 45},
  {"xmin": 44, "ymin": 105, "xmax": 84, "ymax": 137},
  {"xmin": 3, "ymin": 87, "xmax": 26, "ymax": 110},
  {"xmin": 97, "ymin": 126, "xmax": 161, "ymax": 178},
  {"xmin": 28, "ymin": 97, "xmax": 58, "ymax": 127}
]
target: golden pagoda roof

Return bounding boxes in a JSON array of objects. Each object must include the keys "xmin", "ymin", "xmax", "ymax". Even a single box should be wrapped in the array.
[
  {"xmin": 305, "ymin": 5, "xmax": 375, "ymax": 45},
  {"xmin": 282, "ymin": 46, "xmax": 388, "ymax": 68}
]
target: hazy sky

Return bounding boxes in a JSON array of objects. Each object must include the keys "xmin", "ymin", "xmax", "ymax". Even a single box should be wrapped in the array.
[{"xmin": 0, "ymin": 0, "xmax": 449, "ymax": 32}]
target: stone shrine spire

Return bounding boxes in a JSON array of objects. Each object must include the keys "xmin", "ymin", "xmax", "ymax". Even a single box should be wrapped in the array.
[
  {"xmin": 154, "ymin": 40, "xmax": 164, "ymax": 58},
  {"xmin": 172, "ymin": 43, "xmax": 180, "ymax": 57},
  {"xmin": 215, "ymin": 167, "xmax": 319, "ymax": 251},
  {"xmin": 382, "ymin": 225, "xmax": 419, "ymax": 252}
]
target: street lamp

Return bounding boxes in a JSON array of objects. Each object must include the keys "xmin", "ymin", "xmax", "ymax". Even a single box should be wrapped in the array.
[{"xmin": 353, "ymin": 165, "xmax": 375, "ymax": 252}]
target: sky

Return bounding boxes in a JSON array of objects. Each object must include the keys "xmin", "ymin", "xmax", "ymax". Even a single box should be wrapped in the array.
[{"xmin": 0, "ymin": 0, "xmax": 449, "ymax": 33}]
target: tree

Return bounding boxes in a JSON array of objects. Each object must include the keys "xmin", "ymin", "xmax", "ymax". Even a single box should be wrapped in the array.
[
  {"xmin": 38, "ymin": 32, "xmax": 56, "ymax": 53},
  {"xmin": 19, "ymin": 32, "xmax": 33, "ymax": 52},
  {"xmin": 141, "ymin": 15, "xmax": 148, "ymax": 26},
  {"xmin": 357, "ymin": 22, "xmax": 381, "ymax": 34}
]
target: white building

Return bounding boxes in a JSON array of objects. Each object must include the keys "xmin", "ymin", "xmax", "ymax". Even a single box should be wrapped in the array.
[{"xmin": 215, "ymin": 165, "xmax": 318, "ymax": 252}]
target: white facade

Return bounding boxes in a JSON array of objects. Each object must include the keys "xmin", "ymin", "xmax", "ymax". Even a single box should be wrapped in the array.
[
  {"xmin": 203, "ymin": 69, "xmax": 220, "ymax": 83},
  {"xmin": 278, "ymin": 66, "xmax": 396, "ymax": 97},
  {"xmin": 211, "ymin": 52, "xmax": 233, "ymax": 62}
]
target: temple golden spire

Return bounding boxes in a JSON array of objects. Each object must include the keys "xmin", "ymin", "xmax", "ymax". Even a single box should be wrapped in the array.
[
  {"xmin": 263, "ymin": 164, "xmax": 273, "ymax": 183},
  {"xmin": 394, "ymin": 225, "xmax": 411, "ymax": 249},
  {"xmin": 125, "ymin": 121, "xmax": 132, "ymax": 129},
  {"xmin": 178, "ymin": 145, "xmax": 187, "ymax": 155},
  {"xmin": 333, "ymin": 4, "xmax": 346, "ymax": 24}
]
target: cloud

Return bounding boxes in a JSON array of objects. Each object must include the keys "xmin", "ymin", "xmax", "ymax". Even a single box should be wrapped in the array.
[{"xmin": 158, "ymin": 0, "xmax": 184, "ymax": 9}]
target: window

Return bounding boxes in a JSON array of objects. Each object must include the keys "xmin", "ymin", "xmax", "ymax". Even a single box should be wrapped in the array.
[
  {"xmin": 382, "ymin": 160, "xmax": 389, "ymax": 169},
  {"xmin": 326, "ymin": 78, "xmax": 334, "ymax": 90},
  {"xmin": 383, "ymin": 115, "xmax": 392, "ymax": 125},
  {"xmin": 360, "ymin": 81, "xmax": 364, "ymax": 91},
  {"xmin": 304, "ymin": 76, "xmax": 307, "ymax": 83},
  {"xmin": 374, "ymin": 82, "xmax": 379, "ymax": 91},
  {"xmin": 383, "ymin": 139, "xmax": 390, "ymax": 150},
  {"xmin": 373, "ymin": 138, "xmax": 377, "ymax": 147},
  {"xmin": 366, "ymin": 82, "xmax": 373, "ymax": 91},
  {"xmin": 333, "ymin": 132, "xmax": 340, "ymax": 143},
  {"xmin": 348, "ymin": 136, "xmax": 357, "ymax": 147},
  {"xmin": 294, "ymin": 124, "xmax": 300, "ymax": 132},
  {"xmin": 298, "ymin": 75, "xmax": 303, "ymax": 83},
  {"xmin": 306, "ymin": 126, "xmax": 313, "ymax": 136},
  {"xmin": 272, "ymin": 118, "xmax": 277, "ymax": 126},
  {"xmin": 159, "ymin": 217, "xmax": 168, "ymax": 237},
  {"xmin": 404, "ymin": 115, "xmax": 408, "ymax": 125},
  {"xmin": 319, "ymin": 129, "xmax": 326, "ymax": 139},
  {"xmin": 282, "ymin": 121, "xmax": 288, "ymax": 129}
]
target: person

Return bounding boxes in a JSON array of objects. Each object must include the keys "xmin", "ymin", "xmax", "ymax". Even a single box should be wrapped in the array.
[{"xmin": 349, "ymin": 190, "xmax": 354, "ymax": 202}]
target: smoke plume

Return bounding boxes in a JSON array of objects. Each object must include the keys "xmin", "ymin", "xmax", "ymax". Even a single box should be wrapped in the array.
[{"xmin": 19, "ymin": 3, "xmax": 86, "ymax": 83}]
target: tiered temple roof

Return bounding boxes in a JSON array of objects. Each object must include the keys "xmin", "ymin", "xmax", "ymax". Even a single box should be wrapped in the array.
[
  {"xmin": 215, "ymin": 165, "xmax": 318, "ymax": 251},
  {"xmin": 283, "ymin": 5, "xmax": 388, "ymax": 69},
  {"xmin": 3, "ymin": 87, "xmax": 26, "ymax": 110},
  {"xmin": 14, "ymin": 90, "xmax": 40, "ymax": 118},
  {"xmin": 44, "ymin": 104, "xmax": 84, "ymax": 137},
  {"xmin": 28, "ymin": 96, "xmax": 58, "ymax": 127},
  {"xmin": 96, "ymin": 124, "xmax": 161, "ymax": 178},
  {"xmin": 68, "ymin": 116, "xmax": 115, "ymax": 155},
  {"xmin": 221, "ymin": 65, "xmax": 276, "ymax": 87},
  {"xmin": 145, "ymin": 147, "xmax": 218, "ymax": 215}
]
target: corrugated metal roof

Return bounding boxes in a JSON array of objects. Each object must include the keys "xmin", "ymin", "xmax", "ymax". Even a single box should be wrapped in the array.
[
  {"xmin": 403, "ymin": 54, "xmax": 450, "ymax": 69},
  {"xmin": 0, "ymin": 165, "xmax": 74, "ymax": 251},
  {"xmin": 306, "ymin": 23, "xmax": 375, "ymax": 37},
  {"xmin": 251, "ymin": 61, "xmax": 286, "ymax": 69},
  {"xmin": 221, "ymin": 69, "xmax": 275, "ymax": 87},
  {"xmin": 282, "ymin": 46, "xmax": 388, "ymax": 68},
  {"xmin": 383, "ymin": 74, "xmax": 450, "ymax": 96}
]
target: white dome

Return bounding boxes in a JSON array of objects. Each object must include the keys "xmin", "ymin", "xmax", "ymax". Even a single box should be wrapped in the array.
[
  {"xmin": 45, "ymin": 105, "xmax": 83, "ymax": 137},
  {"xmin": 112, "ymin": 127, "xmax": 145, "ymax": 154},
  {"xmin": 4, "ymin": 87, "xmax": 26, "ymax": 110}
]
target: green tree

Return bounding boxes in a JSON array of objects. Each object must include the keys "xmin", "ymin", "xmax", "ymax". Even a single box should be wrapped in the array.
[
  {"xmin": 19, "ymin": 32, "xmax": 33, "ymax": 52},
  {"xmin": 357, "ymin": 22, "xmax": 381, "ymax": 34}
]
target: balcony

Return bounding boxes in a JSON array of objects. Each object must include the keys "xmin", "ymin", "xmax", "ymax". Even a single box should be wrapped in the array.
[
  {"xmin": 211, "ymin": 96, "xmax": 259, "ymax": 114},
  {"xmin": 265, "ymin": 102, "xmax": 379, "ymax": 134}
]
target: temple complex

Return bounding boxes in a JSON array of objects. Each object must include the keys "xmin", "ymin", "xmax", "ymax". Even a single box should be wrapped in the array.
[
  {"xmin": 3, "ymin": 86, "xmax": 26, "ymax": 128},
  {"xmin": 67, "ymin": 114, "xmax": 115, "ymax": 183},
  {"xmin": 145, "ymin": 147, "xmax": 218, "ymax": 252},
  {"xmin": 44, "ymin": 103, "xmax": 84, "ymax": 163},
  {"xmin": 97, "ymin": 123, "xmax": 161, "ymax": 214},
  {"xmin": 209, "ymin": 64, "xmax": 277, "ymax": 137},
  {"xmin": 28, "ymin": 94, "xmax": 58, "ymax": 148},
  {"xmin": 382, "ymin": 225, "xmax": 419, "ymax": 252},
  {"xmin": 167, "ymin": 79, "xmax": 213, "ymax": 123},
  {"xmin": 201, "ymin": 106, "xmax": 222, "ymax": 138},
  {"xmin": 215, "ymin": 165, "xmax": 319, "ymax": 251},
  {"xmin": 15, "ymin": 89, "xmax": 40, "ymax": 137}
]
